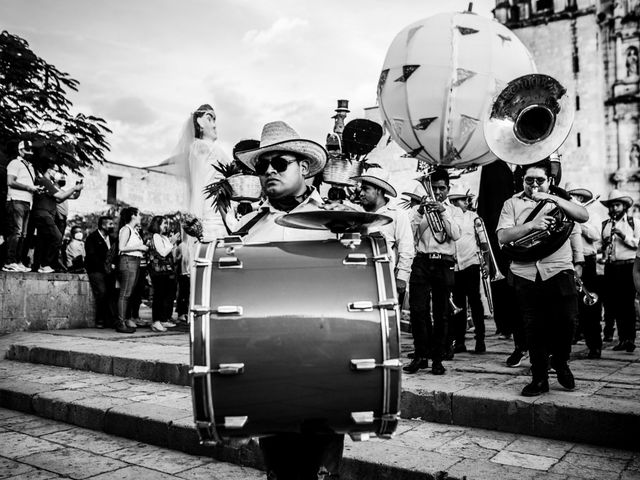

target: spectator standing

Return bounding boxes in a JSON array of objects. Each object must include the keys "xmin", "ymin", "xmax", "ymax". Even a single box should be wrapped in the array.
[
  {"xmin": 116, "ymin": 207, "xmax": 148, "ymax": 334},
  {"xmin": 31, "ymin": 164, "xmax": 83, "ymax": 273},
  {"xmin": 3, "ymin": 140, "xmax": 39, "ymax": 272},
  {"xmin": 65, "ymin": 225, "xmax": 86, "ymax": 272},
  {"xmin": 127, "ymin": 224, "xmax": 151, "ymax": 327},
  {"xmin": 85, "ymin": 216, "xmax": 116, "ymax": 329},
  {"xmin": 147, "ymin": 216, "xmax": 180, "ymax": 332}
]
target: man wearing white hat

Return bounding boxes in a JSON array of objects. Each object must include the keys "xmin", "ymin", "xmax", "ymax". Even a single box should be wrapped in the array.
[
  {"xmin": 235, "ymin": 120, "xmax": 343, "ymax": 480},
  {"xmin": 352, "ymin": 167, "xmax": 414, "ymax": 300},
  {"xmin": 447, "ymin": 184, "xmax": 486, "ymax": 355},
  {"xmin": 601, "ymin": 189, "xmax": 639, "ymax": 353},
  {"xmin": 566, "ymin": 183, "xmax": 603, "ymax": 359},
  {"xmin": 3, "ymin": 140, "xmax": 42, "ymax": 272}
]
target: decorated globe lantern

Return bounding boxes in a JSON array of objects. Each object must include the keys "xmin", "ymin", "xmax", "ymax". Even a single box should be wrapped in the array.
[{"xmin": 377, "ymin": 10, "xmax": 537, "ymax": 168}]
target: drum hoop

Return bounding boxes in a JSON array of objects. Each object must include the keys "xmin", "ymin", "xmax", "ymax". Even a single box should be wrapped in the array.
[
  {"xmin": 190, "ymin": 241, "xmax": 221, "ymax": 444},
  {"xmin": 370, "ymin": 233, "xmax": 397, "ymax": 435}
]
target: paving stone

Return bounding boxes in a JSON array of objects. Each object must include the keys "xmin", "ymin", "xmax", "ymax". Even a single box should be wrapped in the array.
[
  {"xmin": 1, "ymin": 415, "xmax": 75, "ymax": 436},
  {"xmin": 88, "ymin": 465, "xmax": 178, "ymax": 479},
  {"xmin": 0, "ymin": 379, "xmax": 50, "ymax": 412},
  {"xmin": 505, "ymin": 437, "xmax": 573, "ymax": 459},
  {"xmin": 549, "ymin": 452, "xmax": 628, "ymax": 479},
  {"xmin": 0, "ymin": 431, "xmax": 62, "ymax": 459},
  {"xmin": 621, "ymin": 472, "xmax": 640, "ymax": 480},
  {"xmin": 0, "ymin": 407, "xmax": 23, "ymax": 420},
  {"xmin": 491, "ymin": 450, "xmax": 558, "ymax": 470},
  {"xmin": 18, "ymin": 446, "xmax": 127, "ymax": 479},
  {"xmin": 0, "ymin": 457, "xmax": 36, "ymax": 479},
  {"xmin": 42, "ymin": 427, "xmax": 144, "ymax": 455},
  {"xmin": 447, "ymin": 458, "xmax": 566, "ymax": 480},
  {"xmin": 433, "ymin": 432, "xmax": 512, "ymax": 461},
  {"xmin": 104, "ymin": 442, "xmax": 211, "ymax": 474},
  {"xmin": 176, "ymin": 461, "xmax": 264, "ymax": 480},
  {"xmin": 3, "ymin": 471, "xmax": 67, "ymax": 479},
  {"xmin": 570, "ymin": 443, "xmax": 636, "ymax": 460}
]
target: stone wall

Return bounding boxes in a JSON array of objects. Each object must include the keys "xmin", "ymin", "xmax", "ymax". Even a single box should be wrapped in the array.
[{"xmin": 0, "ymin": 272, "xmax": 95, "ymax": 334}]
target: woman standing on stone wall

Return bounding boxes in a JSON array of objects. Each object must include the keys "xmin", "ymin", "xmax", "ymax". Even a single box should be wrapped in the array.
[{"xmin": 115, "ymin": 207, "xmax": 148, "ymax": 334}]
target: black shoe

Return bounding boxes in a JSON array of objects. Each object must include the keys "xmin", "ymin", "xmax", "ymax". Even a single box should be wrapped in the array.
[
  {"xmin": 603, "ymin": 335, "xmax": 613, "ymax": 342},
  {"xmin": 474, "ymin": 340, "xmax": 486, "ymax": 354},
  {"xmin": 453, "ymin": 343, "xmax": 467, "ymax": 353},
  {"xmin": 402, "ymin": 357, "xmax": 428, "ymax": 374},
  {"xmin": 407, "ymin": 351, "xmax": 415, "ymax": 359},
  {"xmin": 95, "ymin": 322, "xmax": 104, "ymax": 329},
  {"xmin": 431, "ymin": 361, "xmax": 445, "ymax": 375},
  {"xmin": 506, "ymin": 349, "xmax": 527, "ymax": 367},
  {"xmin": 612, "ymin": 342, "xmax": 626, "ymax": 351},
  {"xmin": 552, "ymin": 361, "xmax": 575, "ymax": 390},
  {"xmin": 115, "ymin": 322, "xmax": 135, "ymax": 334},
  {"xmin": 626, "ymin": 341, "xmax": 636, "ymax": 353},
  {"xmin": 587, "ymin": 349, "xmax": 601, "ymax": 359},
  {"xmin": 521, "ymin": 378, "xmax": 549, "ymax": 397}
]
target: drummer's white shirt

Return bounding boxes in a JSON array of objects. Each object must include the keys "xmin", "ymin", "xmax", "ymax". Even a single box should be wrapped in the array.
[{"xmin": 238, "ymin": 188, "xmax": 334, "ymax": 243}]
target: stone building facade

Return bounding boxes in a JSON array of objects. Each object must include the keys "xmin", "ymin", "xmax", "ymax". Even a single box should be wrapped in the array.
[
  {"xmin": 494, "ymin": 0, "xmax": 640, "ymax": 198},
  {"xmin": 66, "ymin": 160, "xmax": 188, "ymax": 218}
]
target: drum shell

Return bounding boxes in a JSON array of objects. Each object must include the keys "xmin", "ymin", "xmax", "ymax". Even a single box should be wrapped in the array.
[{"xmin": 190, "ymin": 237, "xmax": 400, "ymax": 441}]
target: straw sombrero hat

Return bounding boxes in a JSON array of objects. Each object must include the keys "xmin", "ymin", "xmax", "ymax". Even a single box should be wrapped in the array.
[
  {"xmin": 564, "ymin": 182, "xmax": 593, "ymax": 202},
  {"xmin": 351, "ymin": 167, "xmax": 397, "ymax": 197},
  {"xmin": 448, "ymin": 182, "xmax": 474, "ymax": 201},
  {"xmin": 600, "ymin": 189, "xmax": 634, "ymax": 208},
  {"xmin": 236, "ymin": 121, "xmax": 327, "ymax": 178}
]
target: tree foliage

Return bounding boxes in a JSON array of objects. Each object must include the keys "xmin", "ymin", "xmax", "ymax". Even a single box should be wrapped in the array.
[{"xmin": 0, "ymin": 30, "xmax": 111, "ymax": 172}]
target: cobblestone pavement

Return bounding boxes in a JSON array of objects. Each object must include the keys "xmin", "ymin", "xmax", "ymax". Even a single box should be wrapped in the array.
[{"xmin": 0, "ymin": 407, "xmax": 263, "ymax": 480}]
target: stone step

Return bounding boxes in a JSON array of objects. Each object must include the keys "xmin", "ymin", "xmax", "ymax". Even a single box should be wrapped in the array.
[
  {"xmin": 3, "ymin": 330, "xmax": 638, "ymax": 449},
  {"xmin": 1, "ymin": 359, "xmax": 638, "ymax": 480}
]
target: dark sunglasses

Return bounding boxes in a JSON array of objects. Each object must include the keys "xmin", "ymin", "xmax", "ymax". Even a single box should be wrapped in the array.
[
  {"xmin": 254, "ymin": 154, "xmax": 299, "ymax": 175},
  {"xmin": 523, "ymin": 176, "xmax": 548, "ymax": 186}
]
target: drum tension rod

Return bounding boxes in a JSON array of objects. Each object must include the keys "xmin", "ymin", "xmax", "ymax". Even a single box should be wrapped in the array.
[
  {"xmin": 191, "ymin": 305, "xmax": 211, "ymax": 315},
  {"xmin": 350, "ymin": 411, "xmax": 399, "ymax": 424},
  {"xmin": 350, "ymin": 358, "xmax": 402, "ymax": 370},
  {"xmin": 343, "ymin": 253, "xmax": 368, "ymax": 265},
  {"xmin": 348, "ymin": 300, "xmax": 397, "ymax": 312},
  {"xmin": 190, "ymin": 364, "xmax": 245, "ymax": 376},
  {"xmin": 217, "ymin": 236, "xmax": 244, "ymax": 247},
  {"xmin": 223, "ymin": 416, "xmax": 248, "ymax": 429},
  {"xmin": 218, "ymin": 256, "xmax": 243, "ymax": 269}
]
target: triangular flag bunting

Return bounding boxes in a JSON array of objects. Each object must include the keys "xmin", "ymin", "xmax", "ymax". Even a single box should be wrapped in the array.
[
  {"xmin": 406, "ymin": 25, "xmax": 423, "ymax": 44},
  {"xmin": 402, "ymin": 146, "xmax": 424, "ymax": 158},
  {"xmin": 443, "ymin": 139, "xmax": 461, "ymax": 164},
  {"xmin": 414, "ymin": 117, "xmax": 438, "ymax": 131},
  {"xmin": 416, "ymin": 158, "xmax": 431, "ymax": 172},
  {"xmin": 395, "ymin": 65, "xmax": 420, "ymax": 82},
  {"xmin": 459, "ymin": 114, "xmax": 479, "ymax": 140},
  {"xmin": 377, "ymin": 69, "xmax": 389, "ymax": 96},
  {"xmin": 456, "ymin": 26, "xmax": 479, "ymax": 35},
  {"xmin": 392, "ymin": 118, "xmax": 404, "ymax": 136},
  {"xmin": 453, "ymin": 68, "xmax": 476, "ymax": 87},
  {"xmin": 497, "ymin": 33, "xmax": 511, "ymax": 43}
]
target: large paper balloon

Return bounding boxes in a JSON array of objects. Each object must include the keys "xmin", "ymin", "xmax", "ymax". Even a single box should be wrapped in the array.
[{"xmin": 377, "ymin": 11, "xmax": 537, "ymax": 167}]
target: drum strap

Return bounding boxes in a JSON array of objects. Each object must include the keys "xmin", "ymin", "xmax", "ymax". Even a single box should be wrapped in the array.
[{"xmin": 234, "ymin": 209, "xmax": 270, "ymax": 236}]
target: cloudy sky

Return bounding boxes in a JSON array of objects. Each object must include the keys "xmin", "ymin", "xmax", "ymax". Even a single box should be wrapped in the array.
[{"xmin": 1, "ymin": 0, "xmax": 493, "ymax": 167}]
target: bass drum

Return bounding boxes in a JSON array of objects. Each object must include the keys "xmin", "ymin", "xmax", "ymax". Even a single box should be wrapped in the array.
[{"xmin": 189, "ymin": 233, "xmax": 401, "ymax": 444}]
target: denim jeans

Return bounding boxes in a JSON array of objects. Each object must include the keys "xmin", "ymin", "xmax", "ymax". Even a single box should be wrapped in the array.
[
  {"xmin": 117, "ymin": 256, "xmax": 140, "ymax": 322},
  {"xmin": 5, "ymin": 200, "xmax": 31, "ymax": 264}
]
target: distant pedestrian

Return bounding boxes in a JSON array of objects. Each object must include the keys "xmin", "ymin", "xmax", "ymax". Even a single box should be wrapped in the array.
[
  {"xmin": 147, "ymin": 215, "xmax": 180, "ymax": 332},
  {"xmin": 116, "ymin": 207, "xmax": 148, "ymax": 334},
  {"xmin": 85, "ymin": 216, "xmax": 117, "ymax": 329},
  {"xmin": 3, "ymin": 140, "xmax": 40, "ymax": 272},
  {"xmin": 65, "ymin": 225, "xmax": 86, "ymax": 272}
]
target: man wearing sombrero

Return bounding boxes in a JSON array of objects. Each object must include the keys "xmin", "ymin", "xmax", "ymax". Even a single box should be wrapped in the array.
[
  {"xmin": 351, "ymin": 167, "xmax": 414, "ymax": 302},
  {"xmin": 235, "ymin": 120, "xmax": 343, "ymax": 479},
  {"xmin": 566, "ymin": 183, "xmax": 603, "ymax": 359},
  {"xmin": 601, "ymin": 189, "xmax": 639, "ymax": 353},
  {"xmin": 447, "ymin": 183, "xmax": 486, "ymax": 355}
]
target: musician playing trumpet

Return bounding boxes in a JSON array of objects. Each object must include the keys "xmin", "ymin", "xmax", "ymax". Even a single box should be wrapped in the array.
[
  {"xmin": 497, "ymin": 159, "xmax": 587, "ymax": 397},
  {"xmin": 403, "ymin": 168, "xmax": 462, "ymax": 376}
]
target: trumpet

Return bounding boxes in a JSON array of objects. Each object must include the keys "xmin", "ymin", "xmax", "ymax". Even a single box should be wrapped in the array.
[
  {"xmin": 575, "ymin": 276, "xmax": 599, "ymax": 306},
  {"xmin": 418, "ymin": 169, "xmax": 446, "ymax": 241},
  {"xmin": 474, "ymin": 217, "xmax": 505, "ymax": 315},
  {"xmin": 449, "ymin": 293, "xmax": 463, "ymax": 316}
]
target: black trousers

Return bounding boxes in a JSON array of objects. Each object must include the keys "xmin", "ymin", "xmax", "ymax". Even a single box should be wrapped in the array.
[
  {"xmin": 577, "ymin": 255, "xmax": 602, "ymax": 351},
  {"xmin": 259, "ymin": 433, "xmax": 343, "ymax": 480},
  {"xmin": 176, "ymin": 274, "xmax": 190, "ymax": 316},
  {"xmin": 451, "ymin": 264, "xmax": 485, "ymax": 345},
  {"xmin": 409, "ymin": 254, "xmax": 454, "ymax": 361},
  {"xmin": 497, "ymin": 274, "xmax": 527, "ymax": 351},
  {"xmin": 32, "ymin": 210, "xmax": 62, "ymax": 269},
  {"xmin": 151, "ymin": 274, "xmax": 177, "ymax": 322},
  {"xmin": 513, "ymin": 270, "xmax": 578, "ymax": 381},
  {"xmin": 604, "ymin": 262, "xmax": 637, "ymax": 343},
  {"xmin": 87, "ymin": 271, "xmax": 116, "ymax": 327}
]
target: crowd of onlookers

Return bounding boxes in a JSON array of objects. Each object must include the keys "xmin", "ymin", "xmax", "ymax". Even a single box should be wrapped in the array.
[{"xmin": 1, "ymin": 141, "xmax": 189, "ymax": 334}]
